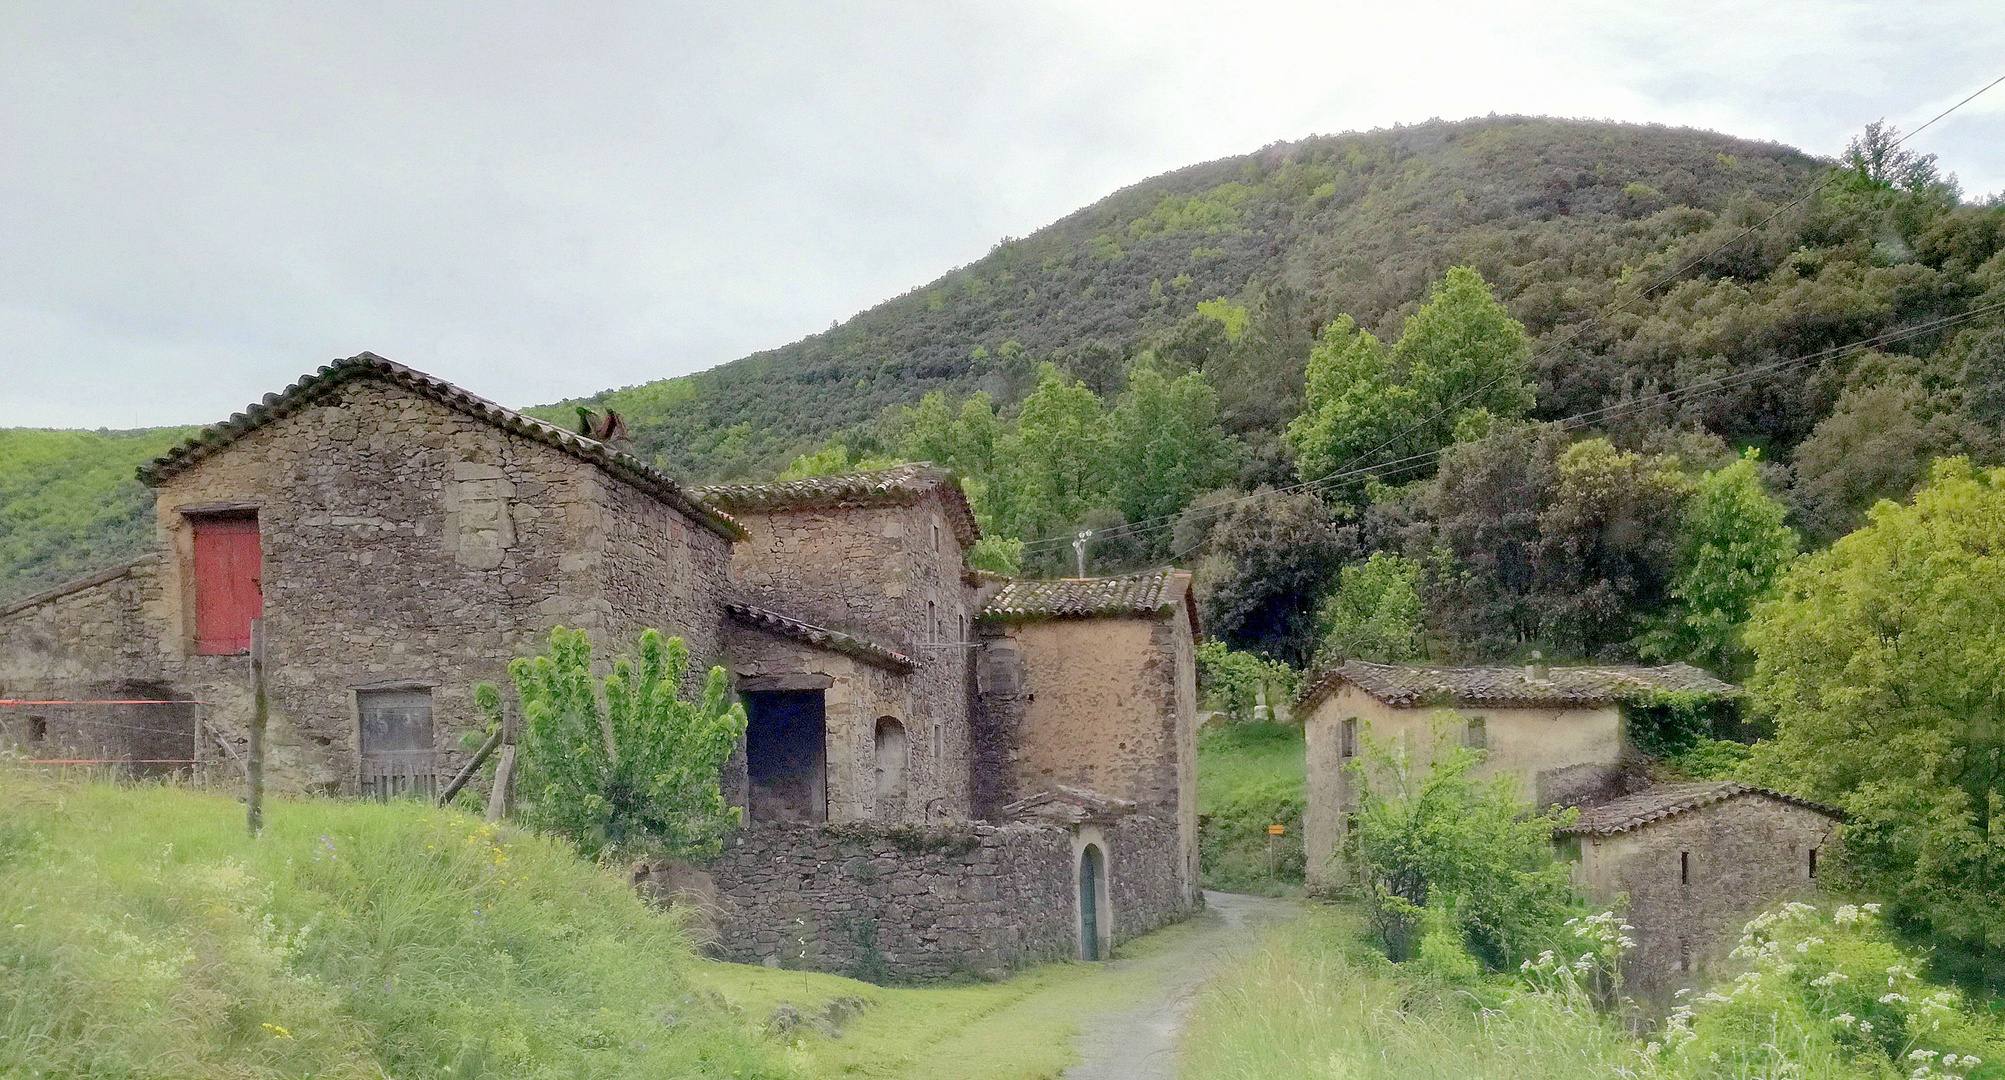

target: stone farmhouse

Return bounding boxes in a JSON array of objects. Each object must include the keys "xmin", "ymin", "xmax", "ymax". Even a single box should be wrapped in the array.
[
  {"xmin": 0, "ymin": 353, "xmax": 1201, "ymax": 979},
  {"xmin": 1297, "ymin": 659, "xmax": 1842, "ymax": 1001}
]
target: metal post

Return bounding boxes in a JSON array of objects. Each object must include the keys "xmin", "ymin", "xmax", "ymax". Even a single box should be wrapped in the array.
[
  {"xmin": 247, "ymin": 619, "xmax": 266, "ymax": 836},
  {"xmin": 1073, "ymin": 529, "xmax": 1093, "ymax": 578}
]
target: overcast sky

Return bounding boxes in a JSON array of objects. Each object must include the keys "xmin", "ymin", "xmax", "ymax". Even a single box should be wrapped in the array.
[{"xmin": 3, "ymin": 2, "xmax": 2001, "ymax": 430}]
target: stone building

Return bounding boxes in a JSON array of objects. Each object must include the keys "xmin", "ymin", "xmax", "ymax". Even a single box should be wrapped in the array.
[
  {"xmin": 0, "ymin": 353, "xmax": 1201, "ymax": 978},
  {"xmin": 1296, "ymin": 659, "xmax": 1839, "ymax": 1000},
  {"xmin": 1561, "ymin": 782, "xmax": 1841, "ymax": 1002}
]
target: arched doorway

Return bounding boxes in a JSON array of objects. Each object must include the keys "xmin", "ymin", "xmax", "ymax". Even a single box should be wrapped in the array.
[
  {"xmin": 1078, "ymin": 844, "xmax": 1106, "ymax": 961},
  {"xmin": 874, "ymin": 717, "xmax": 908, "ymax": 820}
]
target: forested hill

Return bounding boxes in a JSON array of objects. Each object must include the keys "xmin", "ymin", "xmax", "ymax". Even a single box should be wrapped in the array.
[{"xmin": 547, "ymin": 117, "xmax": 1824, "ymax": 479}]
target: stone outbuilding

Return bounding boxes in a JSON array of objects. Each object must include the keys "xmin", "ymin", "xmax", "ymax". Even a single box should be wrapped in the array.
[
  {"xmin": 1298, "ymin": 658, "xmax": 1737, "ymax": 889},
  {"xmin": 1560, "ymin": 782, "xmax": 1842, "ymax": 1003},
  {"xmin": 0, "ymin": 353, "xmax": 1202, "ymax": 980},
  {"xmin": 1296, "ymin": 658, "xmax": 1842, "ymax": 1006}
]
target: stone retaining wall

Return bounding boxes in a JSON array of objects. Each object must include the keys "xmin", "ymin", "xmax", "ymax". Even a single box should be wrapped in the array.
[{"xmin": 636, "ymin": 816, "xmax": 1198, "ymax": 983}]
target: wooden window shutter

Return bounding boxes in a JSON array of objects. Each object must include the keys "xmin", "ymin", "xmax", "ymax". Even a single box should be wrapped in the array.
[{"xmin": 192, "ymin": 516, "xmax": 261, "ymax": 654}]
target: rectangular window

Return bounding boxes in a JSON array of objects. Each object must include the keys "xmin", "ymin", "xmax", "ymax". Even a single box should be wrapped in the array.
[
  {"xmin": 1341, "ymin": 717, "xmax": 1358, "ymax": 759},
  {"xmin": 928, "ymin": 600, "xmax": 939, "ymax": 643},
  {"xmin": 1678, "ymin": 937, "xmax": 1691, "ymax": 974},
  {"xmin": 1465, "ymin": 717, "xmax": 1487, "ymax": 750},
  {"xmin": 1680, "ymin": 850, "xmax": 1691, "ymax": 886},
  {"xmin": 28, "ymin": 716, "xmax": 47, "ymax": 742},
  {"xmin": 190, "ymin": 514, "xmax": 261, "ymax": 654},
  {"xmin": 358, "ymin": 689, "xmax": 436, "ymax": 800},
  {"xmin": 1808, "ymin": 847, "xmax": 1818, "ymax": 879},
  {"xmin": 933, "ymin": 521, "xmax": 942, "ymax": 553}
]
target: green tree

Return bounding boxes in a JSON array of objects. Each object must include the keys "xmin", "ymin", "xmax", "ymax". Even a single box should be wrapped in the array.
[
  {"xmin": 1108, "ymin": 360, "xmax": 1234, "ymax": 539},
  {"xmin": 1746, "ymin": 459, "xmax": 2005, "ymax": 988},
  {"xmin": 1196, "ymin": 640, "xmax": 1299, "ymax": 722},
  {"xmin": 1641, "ymin": 449, "xmax": 1798, "ymax": 674},
  {"xmin": 995, "ymin": 363, "xmax": 1112, "ymax": 540},
  {"xmin": 1315, "ymin": 552, "xmax": 1426, "ymax": 664},
  {"xmin": 775, "ymin": 442, "xmax": 898, "ymax": 480},
  {"xmin": 1189, "ymin": 486, "xmax": 1350, "ymax": 665},
  {"xmin": 1344, "ymin": 726, "xmax": 1578, "ymax": 967},
  {"xmin": 1392, "ymin": 265, "xmax": 1537, "ymax": 447},
  {"xmin": 494, "ymin": 627, "xmax": 747, "ymax": 860},
  {"xmin": 1284, "ymin": 315, "xmax": 1429, "ymax": 505}
]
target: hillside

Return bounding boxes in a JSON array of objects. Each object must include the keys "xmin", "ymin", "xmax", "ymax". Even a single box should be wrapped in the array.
[
  {"xmin": 548, "ymin": 117, "xmax": 1825, "ymax": 478},
  {"xmin": 7, "ymin": 114, "xmax": 2003, "ymax": 616}
]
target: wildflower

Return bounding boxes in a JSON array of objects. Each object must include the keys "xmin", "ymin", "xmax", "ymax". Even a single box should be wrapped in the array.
[
  {"xmin": 261, "ymin": 1023, "xmax": 293, "ymax": 1038},
  {"xmin": 1834, "ymin": 904, "xmax": 1861, "ymax": 925},
  {"xmin": 1811, "ymin": 971, "xmax": 1848, "ymax": 987},
  {"xmin": 1833, "ymin": 1013, "xmax": 1856, "ymax": 1027},
  {"xmin": 1881, "ymin": 992, "xmax": 1911, "ymax": 1005}
]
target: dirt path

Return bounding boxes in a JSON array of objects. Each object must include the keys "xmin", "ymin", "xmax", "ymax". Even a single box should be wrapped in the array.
[{"xmin": 1062, "ymin": 890, "xmax": 1302, "ymax": 1080}]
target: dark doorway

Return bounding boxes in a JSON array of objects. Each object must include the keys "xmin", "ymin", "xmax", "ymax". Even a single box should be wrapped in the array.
[
  {"xmin": 744, "ymin": 690, "xmax": 827, "ymax": 823},
  {"xmin": 1079, "ymin": 844, "xmax": 1105, "ymax": 961},
  {"xmin": 358, "ymin": 689, "xmax": 436, "ymax": 799}
]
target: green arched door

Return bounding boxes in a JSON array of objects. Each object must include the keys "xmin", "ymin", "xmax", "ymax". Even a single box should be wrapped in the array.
[{"xmin": 1079, "ymin": 845, "xmax": 1103, "ymax": 961}]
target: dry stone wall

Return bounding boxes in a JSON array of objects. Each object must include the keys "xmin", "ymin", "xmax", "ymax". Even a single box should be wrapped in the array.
[{"xmin": 640, "ymin": 813, "xmax": 1198, "ymax": 983}]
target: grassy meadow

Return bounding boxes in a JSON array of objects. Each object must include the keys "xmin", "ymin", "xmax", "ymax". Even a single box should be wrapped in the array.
[
  {"xmin": 1195, "ymin": 720, "xmax": 1306, "ymax": 894},
  {"xmin": 0, "ymin": 766, "xmax": 1198, "ymax": 1080}
]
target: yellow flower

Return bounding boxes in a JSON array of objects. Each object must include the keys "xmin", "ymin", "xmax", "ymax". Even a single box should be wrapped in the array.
[{"xmin": 261, "ymin": 1022, "xmax": 293, "ymax": 1039}]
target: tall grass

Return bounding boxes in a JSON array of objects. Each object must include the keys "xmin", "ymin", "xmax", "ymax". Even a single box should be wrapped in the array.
[
  {"xmin": 1197, "ymin": 722, "xmax": 1306, "ymax": 894},
  {"xmin": 0, "ymin": 768, "xmax": 777, "ymax": 1078},
  {"xmin": 1179, "ymin": 908, "xmax": 1634, "ymax": 1080}
]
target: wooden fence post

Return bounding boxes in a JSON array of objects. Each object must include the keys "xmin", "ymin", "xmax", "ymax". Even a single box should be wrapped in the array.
[
  {"xmin": 247, "ymin": 619, "xmax": 266, "ymax": 836},
  {"xmin": 484, "ymin": 700, "xmax": 518, "ymax": 824}
]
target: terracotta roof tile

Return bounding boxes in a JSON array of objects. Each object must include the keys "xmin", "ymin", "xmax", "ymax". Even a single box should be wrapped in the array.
[
  {"xmin": 696, "ymin": 464, "xmax": 979, "ymax": 549},
  {"xmin": 1296, "ymin": 659, "xmax": 1737, "ymax": 713},
  {"xmin": 137, "ymin": 353, "xmax": 745, "ymax": 541},
  {"xmin": 723, "ymin": 602, "xmax": 915, "ymax": 673},
  {"xmin": 1558, "ymin": 782, "xmax": 1842, "ymax": 836},
  {"xmin": 981, "ymin": 569, "xmax": 1190, "ymax": 621}
]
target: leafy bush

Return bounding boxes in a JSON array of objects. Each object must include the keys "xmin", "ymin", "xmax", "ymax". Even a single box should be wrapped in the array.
[
  {"xmin": 498, "ymin": 626, "xmax": 747, "ymax": 861},
  {"xmin": 1342, "ymin": 726, "xmax": 1578, "ymax": 968}
]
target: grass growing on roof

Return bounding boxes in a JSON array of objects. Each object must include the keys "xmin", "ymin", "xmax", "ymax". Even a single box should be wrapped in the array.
[{"xmin": 0, "ymin": 767, "xmax": 777, "ymax": 1079}]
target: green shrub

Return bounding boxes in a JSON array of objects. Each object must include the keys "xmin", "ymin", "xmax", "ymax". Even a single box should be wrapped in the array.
[{"xmin": 1197, "ymin": 722, "xmax": 1306, "ymax": 894}]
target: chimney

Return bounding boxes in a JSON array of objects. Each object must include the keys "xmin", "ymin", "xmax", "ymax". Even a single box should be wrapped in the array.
[{"xmin": 1525, "ymin": 650, "xmax": 1549, "ymax": 682}]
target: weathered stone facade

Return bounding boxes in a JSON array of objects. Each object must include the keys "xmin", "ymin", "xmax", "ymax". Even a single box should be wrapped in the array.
[
  {"xmin": 1563, "ymin": 783, "xmax": 1841, "ymax": 1004},
  {"xmin": 1, "ymin": 356, "xmax": 1205, "ymax": 980},
  {"xmin": 638, "ymin": 811, "xmax": 1191, "ymax": 981}
]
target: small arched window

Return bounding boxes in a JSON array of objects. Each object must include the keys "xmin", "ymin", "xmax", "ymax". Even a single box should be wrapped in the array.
[{"xmin": 875, "ymin": 717, "xmax": 908, "ymax": 819}]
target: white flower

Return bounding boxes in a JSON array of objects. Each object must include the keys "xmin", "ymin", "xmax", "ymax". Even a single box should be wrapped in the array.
[
  {"xmin": 1863, "ymin": 903, "xmax": 1883, "ymax": 914},
  {"xmin": 1812, "ymin": 971, "xmax": 1848, "ymax": 987},
  {"xmin": 1834, "ymin": 904, "xmax": 1862, "ymax": 925},
  {"xmin": 1833, "ymin": 1013, "xmax": 1856, "ymax": 1027},
  {"xmin": 1909, "ymin": 1050, "xmax": 1939, "ymax": 1063},
  {"xmin": 1881, "ymin": 992, "xmax": 1911, "ymax": 1004}
]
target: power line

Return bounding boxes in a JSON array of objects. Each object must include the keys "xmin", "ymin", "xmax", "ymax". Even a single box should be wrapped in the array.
[
  {"xmin": 1071, "ymin": 298, "xmax": 2005, "ymax": 556},
  {"xmin": 1012, "ymin": 70, "xmax": 2005, "ymax": 557}
]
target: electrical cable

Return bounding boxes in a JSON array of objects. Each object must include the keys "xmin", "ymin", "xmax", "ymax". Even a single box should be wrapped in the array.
[{"xmin": 1012, "ymin": 70, "xmax": 2005, "ymax": 556}]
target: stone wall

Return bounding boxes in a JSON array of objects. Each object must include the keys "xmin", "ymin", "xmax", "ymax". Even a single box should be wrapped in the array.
[
  {"xmin": 724, "ymin": 624, "xmax": 943, "ymax": 823},
  {"xmin": 974, "ymin": 610, "xmax": 1200, "ymax": 906},
  {"xmin": 673, "ymin": 821, "xmax": 1077, "ymax": 982},
  {"xmin": 723, "ymin": 496, "xmax": 976, "ymax": 818},
  {"xmin": 1303, "ymin": 685, "xmax": 1633, "ymax": 889},
  {"xmin": 641, "ymin": 812, "xmax": 1198, "ymax": 983},
  {"xmin": 0, "ymin": 557, "xmax": 198, "ymax": 775},
  {"xmin": 0, "ymin": 375, "xmax": 730, "ymax": 795},
  {"xmin": 1573, "ymin": 796, "xmax": 1838, "ymax": 1005}
]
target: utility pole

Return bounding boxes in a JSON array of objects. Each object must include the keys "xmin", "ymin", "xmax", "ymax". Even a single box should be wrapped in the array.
[
  {"xmin": 247, "ymin": 619, "xmax": 266, "ymax": 836},
  {"xmin": 1073, "ymin": 529, "xmax": 1093, "ymax": 578}
]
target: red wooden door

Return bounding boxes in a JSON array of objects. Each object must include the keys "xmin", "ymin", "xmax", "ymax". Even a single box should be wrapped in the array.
[{"xmin": 192, "ymin": 517, "xmax": 261, "ymax": 654}]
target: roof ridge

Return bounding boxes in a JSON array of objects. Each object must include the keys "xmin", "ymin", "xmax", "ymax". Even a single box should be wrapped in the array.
[
  {"xmin": 980, "ymin": 568, "xmax": 1192, "ymax": 622},
  {"xmin": 695, "ymin": 462, "xmax": 979, "ymax": 549},
  {"xmin": 1296, "ymin": 658, "xmax": 1738, "ymax": 713},
  {"xmin": 723, "ymin": 601, "xmax": 915, "ymax": 673},
  {"xmin": 1558, "ymin": 781, "xmax": 1843, "ymax": 836},
  {"xmin": 136, "ymin": 354, "xmax": 744, "ymax": 542}
]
